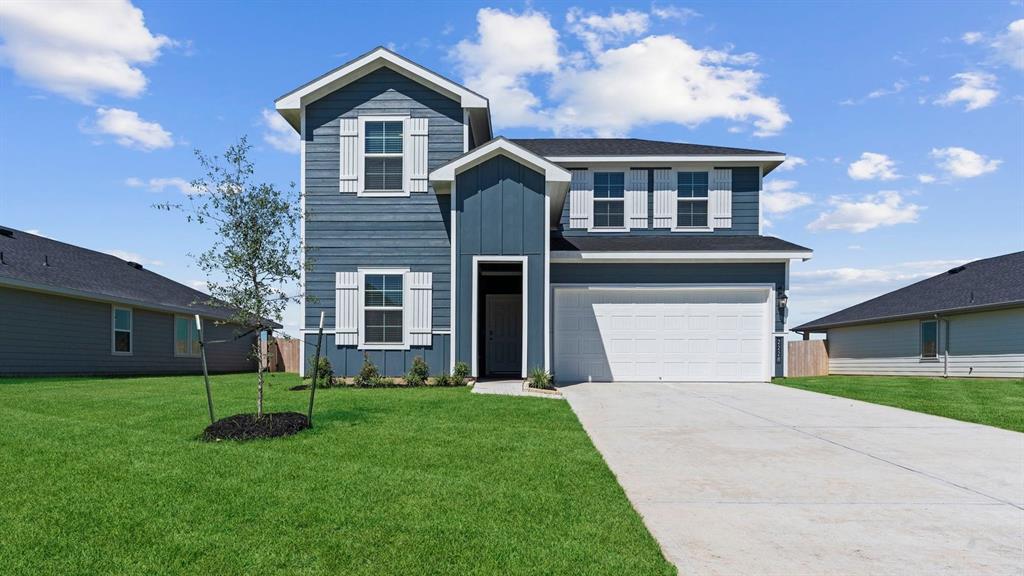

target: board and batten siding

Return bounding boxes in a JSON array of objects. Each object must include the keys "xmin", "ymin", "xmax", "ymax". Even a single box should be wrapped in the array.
[
  {"xmin": 455, "ymin": 155, "xmax": 547, "ymax": 373},
  {"xmin": 827, "ymin": 307, "xmax": 1024, "ymax": 378},
  {"xmin": 304, "ymin": 67, "xmax": 465, "ymax": 375},
  {"xmin": 558, "ymin": 166, "xmax": 761, "ymax": 236},
  {"xmin": 0, "ymin": 286, "xmax": 255, "ymax": 376}
]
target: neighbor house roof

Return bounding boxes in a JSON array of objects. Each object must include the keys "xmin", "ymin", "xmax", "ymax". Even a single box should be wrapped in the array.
[
  {"xmin": 793, "ymin": 251, "xmax": 1024, "ymax": 333},
  {"xmin": 550, "ymin": 234, "xmax": 812, "ymax": 262},
  {"xmin": 513, "ymin": 138, "xmax": 783, "ymax": 158},
  {"xmin": 0, "ymin": 227, "xmax": 279, "ymax": 326}
]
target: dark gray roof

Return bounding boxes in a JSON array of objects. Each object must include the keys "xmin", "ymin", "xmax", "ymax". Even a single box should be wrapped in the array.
[
  {"xmin": 511, "ymin": 138, "xmax": 782, "ymax": 157},
  {"xmin": 793, "ymin": 252, "xmax": 1024, "ymax": 332},
  {"xmin": 0, "ymin": 226, "xmax": 274, "ymax": 325},
  {"xmin": 551, "ymin": 234, "xmax": 810, "ymax": 253}
]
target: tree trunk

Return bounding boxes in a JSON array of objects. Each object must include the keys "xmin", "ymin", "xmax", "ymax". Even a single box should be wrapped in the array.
[{"xmin": 256, "ymin": 338, "xmax": 265, "ymax": 418}]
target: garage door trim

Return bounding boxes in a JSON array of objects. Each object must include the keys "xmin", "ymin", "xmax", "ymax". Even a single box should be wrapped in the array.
[{"xmin": 551, "ymin": 283, "xmax": 776, "ymax": 383}]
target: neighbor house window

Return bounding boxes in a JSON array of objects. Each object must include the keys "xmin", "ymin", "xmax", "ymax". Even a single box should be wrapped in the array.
[
  {"xmin": 364, "ymin": 120, "xmax": 403, "ymax": 193},
  {"xmin": 174, "ymin": 316, "xmax": 202, "ymax": 357},
  {"xmin": 112, "ymin": 307, "xmax": 133, "ymax": 354},
  {"xmin": 920, "ymin": 319, "xmax": 938, "ymax": 359},
  {"xmin": 593, "ymin": 172, "xmax": 625, "ymax": 228},
  {"xmin": 364, "ymin": 273, "xmax": 404, "ymax": 344},
  {"xmin": 676, "ymin": 172, "xmax": 709, "ymax": 228}
]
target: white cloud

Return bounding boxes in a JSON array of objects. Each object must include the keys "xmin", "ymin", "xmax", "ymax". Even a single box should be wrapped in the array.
[
  {"xmin": 916, "ymin": 173, "xmax": 937, "ymax": 184},
  {"xmin": 808, "ymin": 191, "xmax": 922, "ymax": 233},
  {"xmin": 991, "ymin": 19, "xmax": 1024, "ymax": 70},
  {"xmin": 24, "ymin": 229, "xmax": 49, "ymax": 238},
  {"xmin": 125, "ymin": 176, "xmax": 203, "ymax": 195},
  {"xmin": 451, "ymin": 8, "xmax": 561, "ymax": 127},
  {"xmin": 935, "ymin": 72, "xmax": 998, "ymax": 110},
  {"xmin": 847, "ymin": 244, "xmax": 862, "ymax": 250},
  {"xmin": 650, "ymin": 5, "xmax": 700, "ymax": 22},
  {"xmin": 260, "ymin": 109, "xmax": 299, "ymax": 154},
  {"xmin": 847, "ymin": 152, "xmax": 900, "ymax": 181},
  {"xmin": 566, "ymin": 8, "xmax": 649, "ymax": 54},
  {"xmin": 88, "ymin": 107, "xmax": 172, "ymax": 150},
  {"xmin": 794, "ymin": 259, "xmax": 970, "ymax": 285},
  {"xmin": 930, "ymin": 147, "xmax": 1001, "ymax": 178},
  {"xmin": 867, "ymin": 80, "xmax": 907, "ymax": 99},
  {"xmin": 450, "ymin": 7, "xmax": 790, "ymax": 136},
  {"xmin": 962, "ymin": 31, "xmax": 984, "ymax": 45},
  {"xmin": 0, "ymin": 0, "xmax": 170, "ymax": 102},
  {"xmin": 761, "ymin": 179, "xmax": 813, "ymax": 215},
  {"xmin": 188, "ymin": 280, "xmax": 209, "ymax": 291},
  {"xmin": 776, "ymin": 156, "xmax": 806, "ymax": 171},
  {"xmin": 105, "ymin": 249, "xmax": 164, "ymax": 267}
]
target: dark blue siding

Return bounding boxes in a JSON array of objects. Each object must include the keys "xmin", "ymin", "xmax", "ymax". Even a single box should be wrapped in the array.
[
  {"xmin": 455, "ymin": 155, "xmax": 546, "ymax": 372},
  {"xmin": 558, "ymin": 166, "xmax": 761, "ymax": 236},
  {"xmin": 305, "ymin": 333, "xmax": 450, "ymax": 377},
  {"xmin": 551, "ymin": 262, "xmax": 786, "ymax": 332},
  {"xmin": 304, "ymin": 68, "xmax": 465, "ymax": 375}
]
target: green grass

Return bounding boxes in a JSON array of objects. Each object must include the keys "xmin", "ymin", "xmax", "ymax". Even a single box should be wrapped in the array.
[
  {"xmin": 0, "ymin": 373, "xmax": 674, "ymax": 576},
  {"xmin": 775, "ymin": 375, "xmax": 1024, "ymax": 432}
]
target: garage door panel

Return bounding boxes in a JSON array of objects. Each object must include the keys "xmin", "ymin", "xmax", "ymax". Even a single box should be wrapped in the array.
[{"xmin": 554, "ymin": 287, "xmax": 769, "ymax": 383}]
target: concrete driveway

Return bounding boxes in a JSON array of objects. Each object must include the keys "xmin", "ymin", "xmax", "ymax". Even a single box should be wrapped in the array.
[{"xmin": 561, "ymin": 382, "xmax": 1024, "ymax": 575}]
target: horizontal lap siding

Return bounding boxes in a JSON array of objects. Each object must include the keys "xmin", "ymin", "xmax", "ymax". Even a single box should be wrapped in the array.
[
  {"xmin": 304, "ymin": 68, "xmax": 464, "ymax": 343},
  {"xmin": 558, "ymin": 166, "xmax": 760, "ymax": 236},
  {"xmin": 827, "ymin": 309, "xmax": 1024, "ymax": 378},
  {"xmin": 307, "ymin": 333, "xmax": 450, "ymax": 377},
  {"xmin": 0, "ymin": 287, "xmax": 255, "ymax": 376}
]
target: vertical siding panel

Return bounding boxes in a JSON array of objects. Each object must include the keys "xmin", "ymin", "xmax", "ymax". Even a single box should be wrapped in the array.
[{"xmin": 501, "ymin": 158, "xmax": 524, "ymax": 255}]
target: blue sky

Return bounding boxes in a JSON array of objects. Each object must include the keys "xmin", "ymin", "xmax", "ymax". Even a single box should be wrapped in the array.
[{"xmin": 1, "ymin": 1, "xmax": 1021, "ymax": 337}]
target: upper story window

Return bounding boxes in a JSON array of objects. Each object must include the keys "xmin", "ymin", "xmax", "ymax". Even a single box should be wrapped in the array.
[
  {"xmin": 593, "ymin": 172, "xmax": 625, "ymax": 229},
  {"xmin": 364, "ymin": 120, "xmax": 403, "ymax": 193},
  {"xmin": 112, "ymin": 306, "xmax": 133, "ymax": 355},
  {"xmin": 676, "ymin": 171, "xmax": 709, "ymax": 228},
  {"xmin": 364, "ymin": 273, "xmax": 404, "ymax": 345},
  {"xmin": 920, "ymin": 319, "xmax": 938, "ymax": 359}
]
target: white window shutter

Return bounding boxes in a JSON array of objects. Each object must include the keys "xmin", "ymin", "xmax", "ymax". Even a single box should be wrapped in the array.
[
  {"xmin": 405, "ymin": 271, "xmax": 432, "ymax": 346},
  {"xmin": 405, "ymin": 117, "xmax": 429, "ymax": 193},
  {"xmin": 710, "ymin": 168, "xmax": 733, "ymax": 229},
  {"xmin": 626, "ymin": 169, "xmax": 648, "ymax": 229},
  {"xmin": 335, "ymin": 271, "xmax": 359, "ymax": 345},
  {"xmin": 653, "ymin": 169, "xmax": 675, "ymax": 228},
  {"xmin": 569, "ymin": 170, "xmax": 593, "ymax": 229},
  {"xmin": 339, "ymin": 118, "xmax": 359, "ymax": 193}
]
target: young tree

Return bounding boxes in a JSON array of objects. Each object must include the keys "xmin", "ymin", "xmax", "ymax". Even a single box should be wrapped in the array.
[{"xmin": 157, "ymin": 137, "xmax": 301, "ymax": 418}]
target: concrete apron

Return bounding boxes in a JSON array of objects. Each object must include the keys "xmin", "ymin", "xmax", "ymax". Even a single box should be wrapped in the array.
[{"xmin": 560, "ymin": 381, "xmax": 1024, "ymax": 576}]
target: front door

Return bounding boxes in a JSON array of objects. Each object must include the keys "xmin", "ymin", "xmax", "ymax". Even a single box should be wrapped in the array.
[{"xmin": 485, "ymin": 294, "xmax": 522, "ymax": 375}]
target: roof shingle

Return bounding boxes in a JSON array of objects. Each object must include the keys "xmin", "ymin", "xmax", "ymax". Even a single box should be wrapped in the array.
[{"xmin": 511, "ymin": 138, "xmax": 783, "ymax": 157}]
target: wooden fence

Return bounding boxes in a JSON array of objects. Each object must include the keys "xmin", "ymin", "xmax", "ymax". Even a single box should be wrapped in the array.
[
  {"xmin": 787, "ymin": 340, "xmax": 829, "ymax": 377},
  {"xmin": 266, "ymin": 339, "xmax": 301, "ymax": 373}
]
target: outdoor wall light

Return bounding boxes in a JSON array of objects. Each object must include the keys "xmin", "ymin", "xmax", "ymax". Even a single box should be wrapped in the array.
[{"xmin": 778, "ymin": 293, "xmax": 789, "ymax": 310}]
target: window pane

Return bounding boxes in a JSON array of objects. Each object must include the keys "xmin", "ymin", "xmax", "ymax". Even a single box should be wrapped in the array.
[
  {"xmin": 114, "ymin": 330, "xmax": 131, "ymax": 353},
  {"xmin": 921, "ymin": 321, "xmax": 938, "ymax": 358},
  {"xmin": 191, "ymin": 324, "xmax": 202, "ymax": 356},
  {"xmin": 175, "ymin": 318, "xmax": 189, "ymax": 355},
  {"xmin": 114, "ymin": 308, "xmax": 131, "ymax": 331},
  {"xmin": 364, "ymin": 121, "xmax": 403, "ymax": 154},
  {"xmin": 365, "ymin": 310, "xmax": 403, "ymax": 343},
  {"xmin": 364, "ymin": 157, "xmax": 403, "ymax": 191},
  {"xmin": 594, "ymin": 200, "xmax": 624, "ymax": 228},
  {"xmin": 677, "ymin": 200, "xmax": 709, "ymax": 227},
  {"xmin": 594, "ymin": 172, "xmax": 624, "ymax": 199},
  {"xmin": 677, "ymin": 172, "xmax": 709, "ymax": 198}
]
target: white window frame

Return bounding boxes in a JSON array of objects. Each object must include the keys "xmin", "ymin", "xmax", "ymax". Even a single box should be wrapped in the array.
[
  {"xmin": 920, "ymin": 319, "xmax": 939, "ymax": 360},
  {"xmin": 357, "ymin": 115, "xmax": 409, "ymax": 197},
  {"xmin": 357, "ymin": 267, "xmax": 410, "ymax": 350},
  {"xmin": 590, "ymin": 171, "xmax": 628, "ymax": 232},
  {"xmin": 673, "ymin": 169, "xmax": 713, "ymax": 232},
  {"xmin": 174, "ymin": 315, "xmax": 202, "ymax": 358},
  {"xmin": 111, "ymin": 306, "xmax": 133, "ymax": 356}
]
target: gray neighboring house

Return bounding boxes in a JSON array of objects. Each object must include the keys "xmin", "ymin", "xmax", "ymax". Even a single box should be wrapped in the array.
[
  {"xmin": 793, "ymin": 252, "xmax": 1024, "ymax": 378},
  {"xmin": 276, "ymin": 47, "xmax": 812, "ymax": 383},
  {"xmin": 0, "ymin": 227, "xmax": 260, "ymax": 376}
]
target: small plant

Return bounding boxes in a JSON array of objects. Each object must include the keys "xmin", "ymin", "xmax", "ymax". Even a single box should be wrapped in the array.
[
  {"xmin": 374, "ymin": 376, "xmax": 395, "ymax": 387},
  {"xmin": 451, "ymin": 361, "xmax": 471, "ymax": 386},
  {"xmin": 528, "ymin": 367, "xmax": 554, "ymax": 390},
  {"xmin": 309, "ymin": 356, "xmax": 334, "ymax": 387},
  {"xmin": 354, "ymin": 352, "xmax": 380, "ymax": 387},
  {"xmin": 406, "ymin": 356, "xmax": 430, "ymax": 386},
  {"xmin": 433, "ymin": 373, "xmax": 453, "ymax": 387}
]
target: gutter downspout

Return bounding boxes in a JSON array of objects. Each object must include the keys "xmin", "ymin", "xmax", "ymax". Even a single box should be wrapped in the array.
[{"xmin": 937, "ymin": 313, "xmax": 949, "ymax": 378}]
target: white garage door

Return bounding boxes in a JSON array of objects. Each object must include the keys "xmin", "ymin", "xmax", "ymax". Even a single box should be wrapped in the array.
[{"xmin": 553, "ymin": 287, "xmax": 772, "ymax": 383}]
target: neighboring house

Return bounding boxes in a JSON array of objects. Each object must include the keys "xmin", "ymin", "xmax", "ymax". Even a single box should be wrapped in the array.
[
  {"xmin": 0, "ymin": 227, "xmax": 262, "ymax": 376},
  {"xmin": 793, "ymin": 252, "xmax": 1024, "ymax": 378},
  {"xmin": 276, "ymin": 47, "xmax": 812, "ymax": 383}
]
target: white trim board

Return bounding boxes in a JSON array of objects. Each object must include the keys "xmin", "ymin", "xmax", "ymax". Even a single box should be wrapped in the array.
[
  {"xmin": 471, "ymin": 255, "xmax": 529, "ymax": 379},
  {"xmin": 550, "ymin": 250, "xmax": 813, "ymax": 263}
]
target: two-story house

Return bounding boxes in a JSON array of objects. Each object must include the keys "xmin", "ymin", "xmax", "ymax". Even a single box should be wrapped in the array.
[{"xmin": 275, "ymin": 47, "xmax": 812, "ymax": 383}]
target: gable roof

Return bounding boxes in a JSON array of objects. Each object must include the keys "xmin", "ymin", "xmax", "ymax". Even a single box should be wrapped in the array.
[
  {"xmin": 793, "ymin": 251, "xmax": 1024, "ymax": 332},
  {"xmin": 275, "ymin": 46, "xmax": 490, "ymax": 135},
  {"xmin": 512, "ymin": 138, "xmax": 783, "ymax": 158},
  {"xmin": 0, "ymin": 227, "xmax": 277, "ymax": 326}
]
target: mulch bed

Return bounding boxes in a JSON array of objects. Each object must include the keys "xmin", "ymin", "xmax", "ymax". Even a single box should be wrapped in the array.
[{"xmin": 202, "ymin": 412, "xmax": 310, "ymax": 442}]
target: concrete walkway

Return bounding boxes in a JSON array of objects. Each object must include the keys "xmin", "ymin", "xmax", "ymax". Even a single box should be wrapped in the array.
[
  {"xmin": 471, "ymin": 379, "xmax": 563, "ymax": 399},
  {"xmin": 561, "ymin": 381, "xmax": 1024, "ymax": 576}
]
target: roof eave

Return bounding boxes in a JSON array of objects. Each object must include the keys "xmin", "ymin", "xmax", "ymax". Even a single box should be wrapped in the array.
[
  {"xmin": 792, "ymin": 300, "xmax": 1024, "ymax": 333},
  {"xmin": 551, "ymin": 250, "xmax": 813, "ymax": 263}
]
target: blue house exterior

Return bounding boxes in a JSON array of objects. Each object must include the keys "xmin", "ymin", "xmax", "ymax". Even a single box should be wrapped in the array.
[{"xmin": 277, "ymin": 47, "xmax": 812, "ymax": 382}]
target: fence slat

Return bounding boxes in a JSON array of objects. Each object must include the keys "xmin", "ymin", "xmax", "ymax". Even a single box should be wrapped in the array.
[
  {"xmin": 267, "ymin": 339, "xmax": 301, "ymax": 373},
  {"xmin": 787, "ymin": 340, "xmax": 828, "ymax": 377}
]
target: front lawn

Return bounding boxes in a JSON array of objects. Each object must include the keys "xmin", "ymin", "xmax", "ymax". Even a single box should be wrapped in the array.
[
  {"xmin": 775, "ymin": 375, "xmax": 1024, "ymax": 432},
  {"xmin": 0, "ymin": 373, "xmax": 674, "ymax": 575}
]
